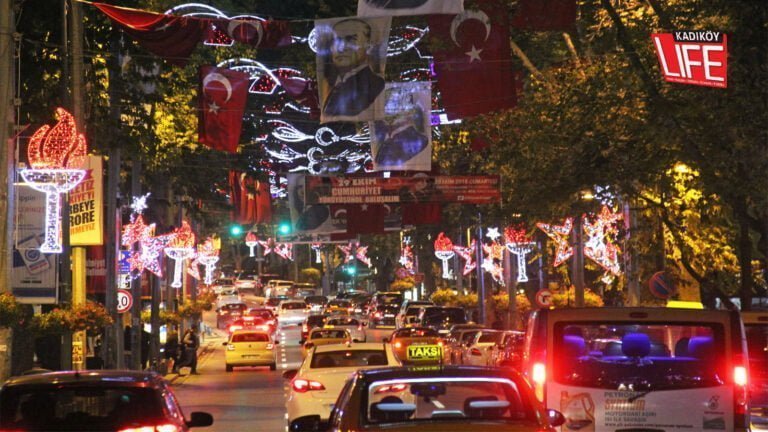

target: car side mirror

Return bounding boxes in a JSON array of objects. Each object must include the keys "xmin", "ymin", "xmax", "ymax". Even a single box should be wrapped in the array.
[
  {"xmin": 547, "ymin": 409, "xmax": 566, "ymax": 427},
  {"xmin": 282, "ymin": 369, "xmax": 298, "ymax": 380},
  {"xmin": 187, "ymin": 411, "xmax": 214, "ymax": 428},
  {"xmin": 382, "ymin": 337, "xmax": 389, "ymax": 343},
  {"xmin": 289, "ymin": 415, "xmax": 329, "ymax": 432}
]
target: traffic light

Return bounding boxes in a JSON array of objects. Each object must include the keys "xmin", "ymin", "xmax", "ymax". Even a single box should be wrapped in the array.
[
  {"xmin": 345, "ymin": 266, "xmax": 357, "ymax": 276},
  {"xmin": 278, "ymin": 221, "xmax": 291, "ymax": 236},
  {"xmin": 229, "ymin": 224, "xmax": 243, "ymax": 237}
]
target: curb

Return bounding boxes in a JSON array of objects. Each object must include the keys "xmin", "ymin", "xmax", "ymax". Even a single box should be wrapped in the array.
[{"xmin": 165, "ymin": 341, "xmax": 217, "ymax": 384}]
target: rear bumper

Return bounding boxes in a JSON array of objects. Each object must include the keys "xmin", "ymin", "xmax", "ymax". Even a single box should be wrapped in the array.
[
  {"xmin": 225, "ymin": 352, "xmax": 275, "ymax": 366},
  {"xmin": 278, "ymin": 315, "xmax": 306, "ymax": 326}
]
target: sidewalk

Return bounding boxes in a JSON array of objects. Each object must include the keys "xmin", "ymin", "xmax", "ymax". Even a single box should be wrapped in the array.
[{"xmin": 164, "ymin": 328, "xmax": 226, "ymax": 384}]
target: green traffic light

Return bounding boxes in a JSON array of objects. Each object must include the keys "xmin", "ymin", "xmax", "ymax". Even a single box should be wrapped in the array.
[
  {"xmin": 345, "ymin": 266, "xmax": 356, "ymax": 275},
  {"xmin": 278, "ymin": 222, "xmax": 291, "ymax": 235},
  {"xmin": 230, "ymin": 225, "xmax": 243, "ymax": 236}
]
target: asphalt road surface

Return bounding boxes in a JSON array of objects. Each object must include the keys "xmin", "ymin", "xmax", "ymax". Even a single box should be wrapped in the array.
[{"xmin": 171, "ymin": 294, "xmax": 393, "ymax": 431}]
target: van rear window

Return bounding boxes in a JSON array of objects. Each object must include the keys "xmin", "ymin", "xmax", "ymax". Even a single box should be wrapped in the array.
[
  {"xmin": 553, "ymin": 323, "xmax": 725, "ymax": 390},
  {"xmin": 745, "ymin": 324, "xmax": 768, "ymax": 382}
]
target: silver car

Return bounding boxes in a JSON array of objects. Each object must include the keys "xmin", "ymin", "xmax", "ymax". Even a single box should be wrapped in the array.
[{"xmin": 323, "ymin": 317, "xmax": 366, "ymax": 342}]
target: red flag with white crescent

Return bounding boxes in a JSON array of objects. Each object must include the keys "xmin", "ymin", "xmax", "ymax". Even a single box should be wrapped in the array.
[{"xmin": 198, "ymin": 66, "xmax": 250, "ymax": 153}]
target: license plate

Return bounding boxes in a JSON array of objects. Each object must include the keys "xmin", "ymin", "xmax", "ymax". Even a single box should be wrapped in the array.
[
  {"xmin": 242, "ymin": 355, "xmax": 261, "ymax": 358},
  {"xmin": 407, "ymin": 345, "xmax": 442, "ymax": 361}
]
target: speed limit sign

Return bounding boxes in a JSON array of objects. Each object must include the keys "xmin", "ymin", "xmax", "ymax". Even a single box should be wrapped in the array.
[
  {"xmin": 117, "ymin": 289, "xmax": 133, "ymax": 314},
  {"xmin": 534, "ymin": 288, "xmax": 553, "ymax": 308}
]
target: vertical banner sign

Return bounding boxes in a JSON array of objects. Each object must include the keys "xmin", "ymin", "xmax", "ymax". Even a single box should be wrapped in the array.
[
  {"xmin": 652, "ymin": 32, "xmax": 727, "ymax": 88},
  {"xmin": 13, "ymin": 184, "xmax": 58, "ymax": 304},
  {"xmin": 69, "ymin": 155, "xmax": 104, "ymax": 245}
]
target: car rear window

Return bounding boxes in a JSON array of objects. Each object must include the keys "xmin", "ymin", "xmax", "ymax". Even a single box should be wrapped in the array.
[
  {"xmin": 327, "ymin": 318, "xmax": 360, "ymax": 326},
  {"xmin": 282, "ymin": 302, "xmax": 306, "ymax": 310},
  {"xmin": 305, "ymin": 296, "xmax": 327, "ymax": 305},
  {"xmin": 553, "ymin": 322, "xmax": 726, "ymax": 390},
  {"xmin": 307, "ymin": 316, "xmax": 327, "ymax": 326},
  {"xmin": 478, "ymin": 332, "xmax": 503, "ymax": 343},
  {"xmin": 311, "ymin": 350, "xmax": 388, "ymax": 368},
  {"xmin": 424, "ymin": 309, "xmax": 467, "ymax": 325},
  {"xmin": 0, "ymin": 386, "xmax": 165, "ymax": 430},
  {"xmin": 394, "ymin": 328, "xmax": 439, "ymax": 338},
  {"xmin": 310, "ymin": 329, "xmax": 348, "ymax": 340},
  {"xmin": 329, "ymin": 300, "xmax": 351, "ymax": 307},
  {"xmin": 220, "ymin": 303, "xmax": 246, "ymax": 312},
  {"xmin": 745, "ymin": 324, "xmax": 768, "ymax": 382},
  {"xmin": 248, "ymin": 309, "xmax": 274, "ymax": 319},
  {"xmin": 232, "ymin": 332, "xmax": 269, "ymax": 343}
]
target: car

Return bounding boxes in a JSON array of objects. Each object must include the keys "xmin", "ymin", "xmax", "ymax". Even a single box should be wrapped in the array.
[
  {"xmin": 369, "ymin": 304, "xmax": 399, "ymax": 329},
  {"xmin": 461, "ymin": 329, "xmax": 503, "ymax": 366},
  {"xmin": 304, "ymin": 295, "xmax": 328, "ymax": 313},
  {"xmin": 211, "ymin": 278, "xmax": 236, "ymax": 295},
  {"xmin": 301, "ymin": 314, "xmax": 329, "ymax": 343},
  {"xmin": 277, "ymin": 300, "xmax": 309, "ymax": 326},
  {"xmin": 741, "ymin": 311, "xmax": 768, "ymax": 429},
  {"xmin": 489, "ymin": 330, "xmax": 526, "ymax": 369},
  {"xmin": 301, "ymin": 328, "xmax": 352, "ymax": 358},
  {"xmin": 443, "ymin": 324, "xmax": 485, "ymax": 364},
  {"xmin": 524, "ymin": 307, "xmax": 750, "ymax": 431},
  {"xmin": 395, "ymin": 300, "xmax": 434, "ymax": 328},
  {"xmin": 294, "ymin": 283, "xmax": 318, "ymax": 298},
  {"xmin": 234, "ymin": 273, "xmax": 258, "ymax": 292},
  {"xmin": 0, "ymin": 370, "xmax": 214, "ymax": 431},
  {"xmin": 387, "ymin": 327, "xmax": 444, "ymax": 365},
  {"xmin": 217, "ymin": 287, "xmax": 240, "ymax": 298},
  {"xmin": 264, "ymin": 295, "xmax": 290, "ymax": 313},
  {"xmin": 324, "ymin": 299, "xmax": 352, "ymax": 315},
  {"xmin": 227, "ymin": 316, "xmax": 274, "ymax": 335},
  {"xmin": 334, "ymin": 290, "xmax": 368, "ymax": 300},
  {"xmin": 265, "ymin": 279, "xmax": 295, "ymax": 298},
  {"xmin": 419, "ymin": 306, "xmax": 469, "ymax": 335},
  {"xmin": 285, "ymin": 342, "xmax": 401, "ymax": 428},
  {"xmin": 324, "ymin": 316, "xmax": 367, "ymax": 342},
  {"xmin": 289, "ymin": 365, "xmax": 565, "ymax": 432},
  {"xmin": 215, "ymin": 293, "xmax": 242, "ymax": 311},
  {"xmin": 223, "ymin": 329, "xmax": 278, "ymax": 372},
  {"xmin": 216, "ymin": 302, "xmax": 248, "ymax": 329}
]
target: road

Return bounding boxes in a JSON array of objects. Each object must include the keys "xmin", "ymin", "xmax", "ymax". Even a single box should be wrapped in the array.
[{"xmin": 171, "ymin": 294, "xmax": 393, "ymax": 431}]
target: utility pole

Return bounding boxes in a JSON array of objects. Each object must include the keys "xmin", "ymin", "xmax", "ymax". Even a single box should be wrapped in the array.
[
  {"xmin": 0, "ymin": 0, "xmax": 17, "ymax": 382},
  {"xmin": 474, "ymin": 213, "xmax": 486, "ymax": 325},
  {"xmin": 572, "ymin": 215, "xmax": 585, "ymax": 307},
  {"xmin": 130, "ymin": 159, "xmax": 142, "ymax": 370}
]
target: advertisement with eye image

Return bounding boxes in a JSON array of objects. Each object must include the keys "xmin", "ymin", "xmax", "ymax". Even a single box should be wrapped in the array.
[{"xmin": 13, "ymin": 184, "xmax": 57, "ymax": 304}]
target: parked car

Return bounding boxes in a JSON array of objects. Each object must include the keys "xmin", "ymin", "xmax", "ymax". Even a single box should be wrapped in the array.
[{"xmin": 0, "ymin": 370, "xmax": 213, "ymax": 431}]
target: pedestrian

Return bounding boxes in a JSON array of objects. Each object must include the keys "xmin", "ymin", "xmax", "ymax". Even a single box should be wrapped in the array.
[
  {"xmin": 165, "ymin": 327, "xmax": 180, "ymax": 373},
  {"xmin": 180, "ymin": 327, "xmax": 200, "ymax": 375}
]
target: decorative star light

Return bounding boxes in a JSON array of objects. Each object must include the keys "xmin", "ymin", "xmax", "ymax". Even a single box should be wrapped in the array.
[
  {"xmin": 122, "ymin": 214, "xmax": 150, "ymax": 248},
  {"xmin": 481, "ymin": 241, "xmax": 506, "ymax": 286},
  {"xmin": 258, "ymin": 237, "xmax": 276, "ymax": 255},
  {"xmin": 583, "ymin": 206, "xmax": 623, "ymax": 276},
  {"xmin": 19, "ymin": 108, "xmax": 87, "ymax": 253},
  {"xmin": 130, "ymin": 193, "xmax": 151, "ymax": 215},
  {"xmin": 337, "ymin": 241, "xmax": 372, "ymax": 268},
  {"xmin": 485, "ymin": 227, "xmax": 501, "ymax": 242},
  {"xmin": 138, "ymin": 229, "xmax": 171, "ymax": 277},
  {"xmin": 399, "ymin": 244, "xmax": 415, "ymax": 274},
  {"xmin": 536, "ymin": 218, "xmax": 574, "ymax": 267},
  {"xmin": 434, "ymin": 232, "xmax": 456, "ymax": 279},
  {"xmin": 275, "ymin": 242, "xmax": 294, "ymax": 261},
  {"xmin": 196, "ymin": 238, "xmax": 220, "ymax": 285},
  {"xmin": 164, "ymin": 221, "xmax": 197, "ymax": 288},
  {"xmin": 187, "ymin": 257, "xmax": 202, "ymax": 281},
  {"xmin": 453, "ymin": 240, "xmax": 477, "ymax": 276},
  {"xmin": 504, "ymin": 225, "xmax": 536, "ymax": 283},
  {"xmin": 245, "ymin": 231, "xmax": 259, "ymax": 257}
]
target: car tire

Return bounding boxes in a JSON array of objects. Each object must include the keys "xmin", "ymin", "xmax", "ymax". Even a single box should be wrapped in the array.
[
  {"xmin": 226, "ymin": 364, "xmax": 233, "ymax": 372},
  {"xmin": 270, "ymin": 362, "xmax": 277, "ymax": 371}
]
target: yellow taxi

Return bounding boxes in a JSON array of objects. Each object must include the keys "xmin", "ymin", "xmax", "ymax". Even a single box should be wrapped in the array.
[
  {"xmin": 387, "ymin": 327, "xmax": 444, "ymax": 365},
  {"xmin": 223, "ymin": 330, "xmax": 277, "ymax": 372},
  {"xmin": 302, "ymin": 328, "xmax": 352, "ymax": 358}
]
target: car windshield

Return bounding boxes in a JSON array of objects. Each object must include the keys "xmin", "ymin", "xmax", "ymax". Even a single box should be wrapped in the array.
[
  {"xmin": 394, "ymin": 328, "xmax": 439, "ymax": 338},
  {"xmin": 745, "ymin": 324, "xmax": 768, "ymax": 382},
  {"xmin": 311, "ymin": 350, "xmax": 388, "ymax": 368},
  {"xmin": 365, "ymin": 378, "xmax": 530, "ymax": 424},
  {"xmin": 282, "ymin": 302, "xmax": 306, "ymax": 310},
  {"xmin": 220, "ymin": 289, "xmax": 238, "ymax": 296},
  {"xmin": 424, "ymin": 309, "xmax": 467, "ymax": 325},
  {"xmin": 327, "ymin": 318, "xmax": 360, "ymax": 326},
  {"xmin": 232, "ymin": 332, "xmax": 269, "ymax": 343},
  {"xmin": 0, "ymin": 386, "xmax": 165, "ymax": 431},
  {"xmin": 553, "ymin": 322, "xmax": 726, "ymax": 390},
  {"xmin": 305, "ymin": 296, "xmax": 327, "ymax": 305},
  {"xmin": 310, "ymin": 329, "xmax": 348, "ymax": 340}
]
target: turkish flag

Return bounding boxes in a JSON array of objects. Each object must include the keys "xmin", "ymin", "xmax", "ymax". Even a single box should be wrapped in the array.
[
  {"xmin": 93, "ymin": 3, "xmax": 211, "ymax": 66},
  {"xmin": 402, "ymin": 203, "xmax": 441, "ymax": 226},
  {"xmin": 198, "ymin": 66, "xmax": 250, "ymax": 153},
  {"xmin": 228, "ymin": 170, "xmax": 243, "ymax": 222},
  {"xmin": 211, "ymin": 18, "xmax": 293, "ymax": 48},
  {"xmin": 254, "ymin": 180, "xmax": 273, "ymax": 224},
  {"xmin": 277, "ymin": 76, "xmax": 320, "ymax": 120},
  {"xmin": 428, "ymin": 0, "xmax": 516, "ymax": 120},
  {"xmin": 511, "ymin": 0, "xmax": 577, "ymax": 31},
  {"xmin": 346, "ymin": 204, "xmax": 387, "ymax": 235}
]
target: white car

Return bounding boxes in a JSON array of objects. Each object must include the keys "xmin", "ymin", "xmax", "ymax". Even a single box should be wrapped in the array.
[
  {"xmin": 265, "ymin": 279, "xmax": 295, "ymax": 297},
  {"xmin": 234, "ymin": 274, "xmax": 258, "ymax": 292},
  {"xmin": 277, "ymin": 300, "xmax": 308, "ymax": 326},
  {"xmin": 284, "ymin": 342, "xmax": 400, "ymax": 426},
  {"xmin": 323, "ymin": 316, "xmax": 366, "ymax": 342},
  {"xmin": 461, "ymin": 329, "xmax": 503, "ymax": 366},
  {"xmin": 212, "ymin": 278, "xmax": 236, "ymax": 295},
  {"xmin": 216, "ymin": 294, "xmax": 243, "ymax": 311}
]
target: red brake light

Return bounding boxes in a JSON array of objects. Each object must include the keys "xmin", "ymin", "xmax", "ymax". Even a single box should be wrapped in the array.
[
  {"xmin": 375, "ymin": 312, "xmax": 382, "ymax": 318},
  {"xmin": 734, "ymin": 365, "xmax": 747, "ymax": 386},
  {"xmin": 532, "ymin": 362, "xmax": 546, "ymax": 385},
  {"xmin": 374, "ymin": 383, "xmax": 407, "ymax": 394},
  {"xmin": 119, "ymin": 425, "xmax": 179, "ymax": 432},
  {"xmin": 470, "ymin": 348, "xmax": 482, "ymax": 356},
  {"xmin": 292, "ymin": 378, "xmax": 326, "ymax": 393},
  {"xmin": 305, "ymin": 342, "xmax": 314, "ymax": 349}
]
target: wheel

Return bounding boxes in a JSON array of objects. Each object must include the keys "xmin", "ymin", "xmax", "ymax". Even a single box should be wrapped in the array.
[
  {"xmin": 270, "ymin": 362, "xmax": 277, "ymax": 371},
  {"xmin": 226, "ymin": 364, "xmax": 233, "ymax": 372}
]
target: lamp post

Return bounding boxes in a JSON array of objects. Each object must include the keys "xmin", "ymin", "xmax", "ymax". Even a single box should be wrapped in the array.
[{"xmin": 572, "ymin": 190, "xmax": 595, "ymax": 307}]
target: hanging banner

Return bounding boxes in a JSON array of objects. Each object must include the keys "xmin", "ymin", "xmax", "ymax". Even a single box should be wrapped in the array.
[
  {"xmin": 652, "ymin": 32, "xmax": 727, "ymax": 88},
  {"xmin": 13, "ymin": 184, "xmax": 58, "ymax": 304},
  {"xmin": 69, "ymin": 155, "xmax": 104, "ymax": 245},
  {"xmin": 287, "ymin": 173, "xmax": 346, "ymax": 234},
  {"xmin": 304, "ymin": 175, "xmax": 501, "ymax": 205},
  {"xmin": 370, "ymin": 82, "xmax": 432, "ymax": 172},
  {"xmin": 358, "ymin": 0, "xmax": 463, "ymax": 17},
  {"xmin": 315, "ymin": 16, "xmax": 391, "ymax": 123}
]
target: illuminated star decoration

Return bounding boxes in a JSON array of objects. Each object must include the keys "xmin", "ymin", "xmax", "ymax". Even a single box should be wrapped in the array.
[
  {"xmin": 164, "ymin": 221, "xmax": 197, "ymax": 288},
  {"xmin": 258, "ymin": 237, "xmax": 276, "ymax": 255},
  {"xmin": 485, "ymin": 227, "xmax": 501, "ymax": 242},
  {"xmin": 399, "ymin": 244, "xmax": 415, "ymax": 274},
  {"xmin": 482, "ymin": 241, "xmax": 505, "ymax": 286},
  {"xmin": 196, "ymin": 238, "xmax": 220, "ymax": 285},
  {"xmin": 434, "ymin": 232, "xmax": 456, "ymax": 279},
  {"xmin": 245, "ymin": 231, "xmax": 259, "ymax": 257},
  {"xmin": 453, "ymin": 240, "xmax": 477, "ymax": 276},
  {"xmin": 19, "ymin": 108, "xmax": 87, "ymax": 253},
  {"xmin": 583, "ymin": 206, "xmax": 623, "ymax": 276},
  {"xmin": 130, "ymin": 193, "xmax": 151, "ymax": 215},
  {"xmin": 504, "ymin": 225, "xmax": 536, "ymax": 283},
  {"xmin": 337, "ymin": 241, "xmax": 372, "ymax": 268},
  {"xmin": 275, "ymin": 242, "xmax": 294, "ymax": 261},
  {"xmin": 121, "ymin": 214, "xmax": 168, "ymax": 278},
  {"xmin": 536, "ymin": 218, "xmax": 574, "ymax": 267}
]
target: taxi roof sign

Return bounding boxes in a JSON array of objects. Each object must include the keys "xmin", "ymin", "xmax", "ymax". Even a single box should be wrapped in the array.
[{"xmin": 666, "ymin": 300, "xmax": 704, "ymax": 309}]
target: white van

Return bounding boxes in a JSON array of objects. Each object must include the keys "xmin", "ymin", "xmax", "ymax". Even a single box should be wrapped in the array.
[
  {"xmin": 265, "ymin": 280, "xmax": 294, "ymax": 298},
  {"xmin": 741, "ymin": 311, "xmax": 768, "ymax": 430},
  {"xmin": 524, "ymin": 307, "xmax": 749, "ymax": 431}
]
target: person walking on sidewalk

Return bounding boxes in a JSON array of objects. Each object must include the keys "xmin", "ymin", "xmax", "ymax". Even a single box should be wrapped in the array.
[
  {"xmin": 165, "ymin": 327, "xmax": 180, "ymax": 373},
  {"xmin": 180, "ymin": 326, "xmax": 200, "ymax": 375}
]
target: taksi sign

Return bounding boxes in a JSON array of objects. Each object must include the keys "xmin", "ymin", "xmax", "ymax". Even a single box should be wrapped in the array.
[{"xmin": 652, "ymin": 31, "xmax": 727, "ymax": 88}]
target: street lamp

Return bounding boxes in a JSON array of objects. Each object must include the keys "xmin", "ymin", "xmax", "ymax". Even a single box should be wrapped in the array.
[{"xmin": 572, "ymin": 190, "xmax": 595, "ymax": 307}]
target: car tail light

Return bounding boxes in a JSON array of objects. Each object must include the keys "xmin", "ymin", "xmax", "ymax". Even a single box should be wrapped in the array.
[
  {"xmin": 243, "ymin": 316, "xmax": 254, "ymax": 321},
  {"xmin": 305, "ymin": 342, "xmax": 314, "ymax": 349},
  {"xmin": 347, "ymin": 307, "xmax": 354, "ymax": 313},
  {"xmin": 266, "ymin": 343, "xmax": 274, "ymax": 350},
  {"xmin": 358, "ymin": 325, "xmax": 363, "ymax": 331},
  {"xmin": 734, "ymin": 364, "xmax": 749, "ymax": 425},
  {"xmin": 375, "ymin": 312, "xmax": 382, "ymax": 318},
  {"xmin": 532, "ymin": 362, "xmax": 546, "ymax": 402},
  {"xmin": 267, "ymin": 320, "xmax": 275, "ymax": 325},
  {"xmin": 394, "ymin": 341, "xmax": 403, "ymax": 349},
  {"xmin": 374, "ymin": 383, "xmax": 407, "ymax": 394},
  {"xmin": 437, "ymin": 340, "xmax": 444, "ymax": 347},
  {"xmin": 734, "ymin": 365, "xmax": 747, "ymax": 387},
  {"xmin": 470, "ymin": 348, "xmax": 482, "ymax": 356},
  {"xmin": 119, "ymin": 424, "xmax": 179, "ymax": 432},
  {"xmin": 302, "ymin": 324, "xmax": 308, "ymax": 332},
  {"xmin": 292, "ymin": 379, "xmax": 326, "ymax": 393}
]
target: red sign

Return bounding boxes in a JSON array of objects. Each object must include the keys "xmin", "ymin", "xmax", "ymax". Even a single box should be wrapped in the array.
[
  {"xmin": 304, "ymin": 175, "xmax": 501, "ymax": 205},
  {"xmin": 652, "ymin": 32, "xmax": 727, "ymax": 88},
  {"xmin": 534, "ymin": 288, "xmax": 552, "ymax": 308},
  {"xmin": 117, "ymin": 289, "xmax": 133, "ymax": 314}
]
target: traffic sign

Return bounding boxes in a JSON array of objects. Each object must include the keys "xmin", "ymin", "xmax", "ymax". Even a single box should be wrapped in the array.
[
  {"xmin": 117, "ymin": 289, "xmax": 133, "ymax": 313},
  {"xmin": 535, "ymin": 288, "xmax": 553, "ymax": 308}
]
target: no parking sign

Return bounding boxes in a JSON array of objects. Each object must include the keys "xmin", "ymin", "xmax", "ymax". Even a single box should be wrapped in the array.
[
  {"xmin": 535, "ymin": 288, "xmax": 552, "ymax": 308},
  {"xmin": 117, "ymin": 289, "xmax": 133, "ymax": 314}
]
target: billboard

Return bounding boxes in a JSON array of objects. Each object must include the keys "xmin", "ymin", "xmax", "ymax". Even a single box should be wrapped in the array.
[
  {"xmin": 69, "ymin": 155, "xmax": 104, "ymax": 245},
  {"xmin": 13, "ymin": 184, "xmax": 58, "ymax": 304}
]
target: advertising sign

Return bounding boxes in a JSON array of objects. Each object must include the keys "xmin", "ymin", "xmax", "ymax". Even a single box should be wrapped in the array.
[
  {"xmin": 69, "ymin": 155, "xmax": 104, "ymax": 245},
  {"xmin": 13, "ymin": 184, "xmax": 57, "ymax": 304},
  {"xmin": 304, "ymin": 175, "xmax": 501, "ymax": 205},
  {"xmin": 652, "ymin": 32, "xmax": 727, "ymax": 88}
]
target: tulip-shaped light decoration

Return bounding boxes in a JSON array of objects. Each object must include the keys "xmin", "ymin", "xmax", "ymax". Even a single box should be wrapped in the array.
[
  {"xmin": 19, "ymin": 108, "xmax": 88, "ymax": 253},
  {"xmin": 196, "ymin": 238, "xmax": 220, "ymax": 285},
  {"xmin": 311, "ymin": 243, "xmax": 322, "ymax": 263},
  {"xmin": 504, "ymin": 225, "xmax": 536, "ymax": 283},
  {"xmin": 164, "ymin": 221, "xmax": 196, "ymax": 288},
  {"xmin": 245, "ymin": 231, "xmax": 258, "ymax": 257},
  {"xmin": 434, "ymin": 232, "xmax": 455, "ymax": 279}
]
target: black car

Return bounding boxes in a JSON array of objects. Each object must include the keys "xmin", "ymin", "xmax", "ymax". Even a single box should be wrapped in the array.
[
  {"xmin": 420, "ymin": 306, "xmax": 468, "ymax": 334},
  {"xmin": 369, "ymin": 304, "xmax": 399, "ymax": 329},
  {"xmin": 216, "ymin": 302, "xmax": 248, "ymax": 329},
  {"xmin": 301, "ymin": 314, "xmax": 328, "ymax": 343},
  {"xmin": 0, "ymin": 370, "xmax": 213, "ymax": 431}
]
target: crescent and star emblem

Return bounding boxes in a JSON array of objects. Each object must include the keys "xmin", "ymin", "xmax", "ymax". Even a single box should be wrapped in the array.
[
  {"xmin": 227, "ymin": 19, "xmax": 264, "ymax": 46},
  {"xmin": 202, "ymin": 72, "xmax": 233, "ymax": 114},
  {"xmin": 449, "ymin": 9, "xmax": 492, "ymax": 63}
]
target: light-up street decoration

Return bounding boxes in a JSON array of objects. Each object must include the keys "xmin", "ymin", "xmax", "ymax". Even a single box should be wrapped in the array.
[
  {"xmin": 583, "ymin": 206, "xmax": 623, "ymax": 276},
  {"xmin": 434, "ymin": 232, "xmax": 455, "ymax": 279},
  {"xmin": 536, "ymin": 218, "xmax": 574, "ymax": 267},
  {"xmin": 453, "ymin": 240, "xmax": 477, "ymax": 276},
  {"xmin": 482, "ymin": 241, "xmax": 505, "ymax": 286},
  {"xmin": 504, "ymin": 225, "xmax": 535, "ymax": 283},
  {"xmin": 19, "ymin": 108, "xmax": 87, "ymax": 253},
  {"xmin": 196, "ymin": 238, "xmax": 220, "ymax": 285},
  {"xmin": 275, "ymin": 242, "xmax": 293, "ymax": 261},
  {"xmin": 485, "ymin": 227, "xmax": 502, "ymax": 242},
  {"xmin": 258, "ymin": 237, "xmax": 276, "ymax": 255},
  {"xmin": 165, "ymin": 221, "xmax": 196, "ymax": 288},
  {"xmin": 245, "ymin": 231, "xmax": 258, "ymax": 257},
  {"xmin": 338, "ymin": 241, "xmax": 372, "ymax": 268},
  {"xmin": 312, "ymin": 243, "xmax": 322, "ymax": 263},
  {"xmin": 399, "ymin": 244, "xmax": 415, "ymax": 274}
]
